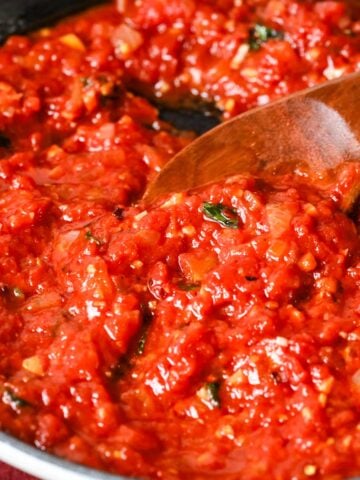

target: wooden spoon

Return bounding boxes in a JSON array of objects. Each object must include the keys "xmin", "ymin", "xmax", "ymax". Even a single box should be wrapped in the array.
[{"xmin": 144, "ymin": 72, "xmax": 360, "ymax": 209}]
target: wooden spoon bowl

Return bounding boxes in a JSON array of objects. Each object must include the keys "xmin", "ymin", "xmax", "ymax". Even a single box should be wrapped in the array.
[{"xmin": 144, "ymin": 72, "xmax": 360, "ymax": 210}]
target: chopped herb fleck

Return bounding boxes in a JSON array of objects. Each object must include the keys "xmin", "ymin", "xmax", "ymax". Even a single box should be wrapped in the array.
[
  {"xmin": 80, "ymin": 76, "xmax": 92, "ymax": 87},
  {"xmin": 62, "ymin": 309, "xmax": 75, "ymax": 320},
  {"xmin": 271, "ymin": 371, "xmax": 282, "ymax": 384},
  {"xmin": 206, "ymin": 381, "xmax": 221, "ymax": 408},
  {"xmin": 113, "ymin": 206, "xmax": 124, "ymax": 220},
  {"xmin": 109, "ymin": 359, "xmax": 131, "ymax": 380},
  {"xmin": 137, "ymin": 332, "xmax": 147, "ymax": 355},
  {"xmin": 3, "ymin": 389, "xmax": 31, "ymax": 409},
  {"xmin": 178, "ymin": 282, "xmax": 200, "ymax": 291},
  {"xmin": 137, "ymin": 304, "xmax": 154, "ymax": 355},
  {"xmin": 0, "ymin": 133, "xmax": 11, "ymax": 149},
  {"xmin": 203, "ymin": 202, "xmax": 238, "ymax": 228},
  {"xmin": 245, "ymin": 275, "xmax": 258, "ymax": 282},
  {"xmin": 0, "ymin": 284, "xmax": 8, "ymax": 296},
  {"xmin": 344, "ymin": 29, "xmax": 356, "ymax": 37},
  {"xmin": 99, "ymin": 82, "xmax": 122, "ymax": 101},
  {"xmin": 249, "ymin": 23, "xmax": 284, "ymax": 51},
  {"xmin": 13, "ymin": 287, "xmax": 25, "ymax": 300},
  {"xmin": 85, "ymin": 230, "xmax": 102, "ymax": 246},
  {"xmin": 0, "ymin": 285, "xmax": 25, "ymax": 304},
  {"xmin": 97, "ymin": 74, "xmax": 109, "ymax": 84}
]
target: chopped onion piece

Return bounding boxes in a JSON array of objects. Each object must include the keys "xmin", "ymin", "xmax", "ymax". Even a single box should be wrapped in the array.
[
  {"xmin": 266, "ymin": 203, "xmax": 292, "ymax": 238},
  {"xmin": 112, "ymin": 24, "xmax": 144, "ymax": 59},
  {"xmin": 352, "ymin": 369, "xmax": 360, "ymax": 388},
  {"xmin": 117, "ymin": 0, "xmax": 128, "ymax": 13}
]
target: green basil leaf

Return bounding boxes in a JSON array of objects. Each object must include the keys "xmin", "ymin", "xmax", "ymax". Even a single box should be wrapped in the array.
[
  {"xmin": 206, "ymin": 381, "xmax": 221, "ymax": 408},
  {"xmin": 203, "ymin": 202, "xmax": 238, "ymax": 228},
  {"xmin": 85, "ymin": 230, "xmax": 102, "ymax": 246},
  {"xmin": 249, "ymin": 24, "xmax": 284, "ymax": 51},
  {"xmin": 3, "ymin": 389, "xmax": 31, "ymax": 408},
  {"xmin": 177, "ymin": 282, "xmax": 200, "ymax": 291},
  {"xmin": 137, "ymin": 331, "xmax": 147, "ymax": 355}
]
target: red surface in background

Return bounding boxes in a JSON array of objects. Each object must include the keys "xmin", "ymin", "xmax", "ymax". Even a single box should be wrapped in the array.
[{"xmin": 0, "ymin": 462, "xmax": 37, "ymax": 480}]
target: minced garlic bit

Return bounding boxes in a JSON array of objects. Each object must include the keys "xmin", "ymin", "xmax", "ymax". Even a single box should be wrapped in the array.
[
  {"xmin": 224, "ymin": 98, "xmax": 235, "ymax": 112},
  {"xmin": 304, "ymin": 203, "xmax": 317, "ymax": 216},
  {"xmin": 231, "ymin": 44, "xmax": 250, "ymax": 69},
  {"xmin": 275, "ymin": 336, "xmax": 288, "ymax": 347},
  {"xmin": 240, "ymin": 67, "xmax": 258, "ymax": 78},
  {"xmin": 182, "ymin": 225, "xmax": 196, "ymax": 236},
  {"xmin": 316, "ymin": 277, "xmax": 338, "ymax": 294},
  {"xmin": 47, "ymin": 145, "xmax": 64, "ymax": 160},
  {"xmin": 265, "ymin": 301, "xmax": 279, "ymax": 310},
  {"xmin": 155, "ymin": 80, "xmax": 171, "ymax": 94},
  {"xmin": 304, "ymin": 465, "xmax": 317, "ymax": 476},
  {"xmin": 38, "ymin": 28, "xmax": 51, "ymax": 37},
  {"xmin": 160, "ymin": 193, "xmax": 185, "ymax": 208},
  {"xmin": 215, "ymin": 424, "xmax": 235, "ymax": 440},
  {"xmin": 113, "ymin": 24, "xmax": 144, "ymax": 59},
  {"xmin": 59, "ymin": 34, "xmax": 86, "ymax": 51},
  {"xmin": 131, "ymin": 260, "xmax": 144, "ymax": 270},
  {"xmin": 298, "ymin": 252, "xmax": 317, "ymax": 272},
  {"xmin": 318, "ymin": 393, "xmax": 327, "ymax": 407},
  {"xmin": 316, "ymin": 376, "xmax": 334, "ymax": 394},
  {"xmin": 323, "ymin": 56, "xmax": 346, "ymax": 81},
  {"xmin": 342, "ymin": 435, "xmax": 352, "ymax": 448},
  {"xmin": 22, "ymin": 355, "xmax": 44, "ymax": 376},
  {"xmin": 302, "ymin": 407, "xmax": 313, "ymax": 422}
]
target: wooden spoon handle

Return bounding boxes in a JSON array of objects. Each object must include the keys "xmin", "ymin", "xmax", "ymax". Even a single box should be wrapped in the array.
[{"xmin": 144, "ymin": 72, "xmax": 360, "ymax": 204}]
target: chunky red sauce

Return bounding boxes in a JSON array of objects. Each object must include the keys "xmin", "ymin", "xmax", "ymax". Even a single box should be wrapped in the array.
[{"xmin": 0, "ymin": 1, "xmax": 360, "ymax": 479}]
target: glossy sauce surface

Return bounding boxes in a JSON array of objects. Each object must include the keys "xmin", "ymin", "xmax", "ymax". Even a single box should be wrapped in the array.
[{"xmin": 0, "ymin": 1, "xmax": 360, "ymax": 479}]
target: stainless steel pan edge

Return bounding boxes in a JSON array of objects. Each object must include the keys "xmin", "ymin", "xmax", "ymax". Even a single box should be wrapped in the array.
[
  {"xmin": 0, "ymin": 431, "xmax": 131, "ymax": 480},
  {"xmin": 0, "ymin": 1, "xmax": 359, "ymax": 480}
]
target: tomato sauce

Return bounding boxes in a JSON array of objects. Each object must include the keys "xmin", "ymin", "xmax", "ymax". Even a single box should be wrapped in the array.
[
  {"xmin": 0, "ymin": 1, "xmax": 360, "ymax": 479},
  {"xmin": 119, "ymin": 0, "xmax": 360, "ymax": 117}
]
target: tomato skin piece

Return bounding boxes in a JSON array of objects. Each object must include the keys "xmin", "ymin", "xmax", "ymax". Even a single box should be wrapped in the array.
[
  {"xmin": 178, "ymin": 250, "xmax": 218, "ymax": 283},
  {"xmin": 103, "ymin": 293, "xmax": 142, "ymax": 354}
]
